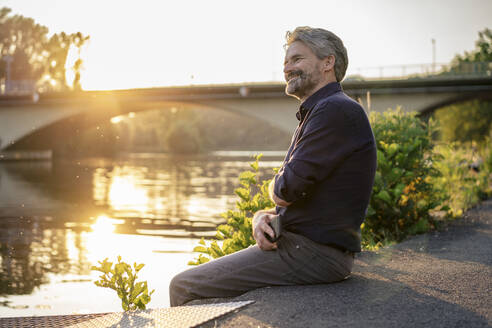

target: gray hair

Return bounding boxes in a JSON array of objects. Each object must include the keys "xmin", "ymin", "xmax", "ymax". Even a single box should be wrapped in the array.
[{"xmin": 285, "ymin": 26, "xmax": 348, "ymax": 82}]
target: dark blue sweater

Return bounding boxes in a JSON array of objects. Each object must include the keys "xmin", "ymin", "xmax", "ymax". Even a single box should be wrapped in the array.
[{"xmin": 274, "ymin": 82, "xmax": 377, "ymax": 252}]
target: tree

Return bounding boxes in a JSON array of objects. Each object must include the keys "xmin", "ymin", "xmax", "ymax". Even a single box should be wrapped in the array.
[
  {"xmin": 452, "ymin": 28, "xmax": 492, "ymax": 63},
  {"xmin": 447, "ymin": 28, "xmax": 492, "ymax": 76},
  {"xmin": 435, "ymin": 100, "xmax": 492, "ymax": 144},
  {"xmin": 435, "ymin": 29, "xmax": 492, "ymax": 144},
  {"xmin": 69, "ymin": 32, "xmax": 90, "ymax": 91},
  {"xmin": 0, "ymin": 7, "xmax": 89, "ymax": 92},
  {"xmin": 0, "ymin": 8, "xmax": 48, "ymax": 82}
]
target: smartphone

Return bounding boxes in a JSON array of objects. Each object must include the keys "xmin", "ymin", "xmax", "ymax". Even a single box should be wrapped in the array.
[{"xmin": 264, "ymin": 215, "xmax": 282, "ymax": 243}]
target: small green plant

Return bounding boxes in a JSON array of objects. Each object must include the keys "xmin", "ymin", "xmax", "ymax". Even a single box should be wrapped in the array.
[
  {"xmin": 189, "ymin": 154, "xmax": 276, "ymax": 265},
  {"xmin": 92, "ymin": 256, "xmax": 154, "ymax": 311}
]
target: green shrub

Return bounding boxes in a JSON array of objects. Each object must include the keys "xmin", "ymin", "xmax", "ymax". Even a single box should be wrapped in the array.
[
  {"xmin": 483, "ymin": 140, "xmax": 492, "ymax": 176},
  {"xmin": 432, "ymin": 141, "xmax": 492, "ymax": 217},
  {"xmin": 188, "ymin": 154, "xmax": 275, "ymax": 265},
  {"xmin": 363, "ymin": 108, "xmax": 446, "ymax": 248}
]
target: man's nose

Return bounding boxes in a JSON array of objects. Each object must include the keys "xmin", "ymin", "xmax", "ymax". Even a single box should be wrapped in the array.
[{"xmin": 283, "ymin": 63, "xmax": 291, "ymax": 74}]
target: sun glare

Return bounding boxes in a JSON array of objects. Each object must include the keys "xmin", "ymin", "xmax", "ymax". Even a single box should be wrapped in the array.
[
  {"xmin": 91, "ymin": 215, "xmax": 116, "ymax": 234},
  {"xmin": 85, "ymin": 216, "xmax": 158, "ymax": 268},
  {"xmin": 109, "ymin": 175, "xmax": 149, "ymax": 215},
  {"xmin": 86, "ymin": 216, "xmax": 125, "ymax": 264},
  {"xmin": 110, "ymin": 116, "xmax": 124, "ymax": 124}
]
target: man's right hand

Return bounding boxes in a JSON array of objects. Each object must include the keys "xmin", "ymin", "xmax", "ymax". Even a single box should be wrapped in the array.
[{"xmin": 252, "ymin": 209, "xmax": 278, "ymax": 251}]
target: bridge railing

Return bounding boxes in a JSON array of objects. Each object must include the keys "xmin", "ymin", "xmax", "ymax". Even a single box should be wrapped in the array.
[
  {"xmin": 345, "ymin": 61, "xmax": 492, "ymax": 81},
  {"xmin": 1, "ymin": 62, "xmax": 491, "ymax": 96}
]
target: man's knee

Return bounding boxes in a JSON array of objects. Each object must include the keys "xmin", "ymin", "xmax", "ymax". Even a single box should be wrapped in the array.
[{"xmin": 169, "ymin": 271, "xmax": 192, "ymax": 307}]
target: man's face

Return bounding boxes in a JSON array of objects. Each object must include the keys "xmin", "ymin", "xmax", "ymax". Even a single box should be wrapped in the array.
[{"xmin": 283, "ymin": 41, "xmax": 324, "ymax": 100}]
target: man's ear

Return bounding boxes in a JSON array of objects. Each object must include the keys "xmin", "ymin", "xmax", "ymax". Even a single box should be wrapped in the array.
[{"xmin": 323, "ymin": 55, "xmax": 335, "ymax": 72}]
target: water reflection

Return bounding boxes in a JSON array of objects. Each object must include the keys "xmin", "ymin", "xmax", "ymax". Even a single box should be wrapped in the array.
[
  {"xmin": 0, "ymin": 218, "xmax": 46, "ymax": 295},
  {"xmin": 108, "ymin": 175, "xmax": 150, "ymax": 215},
  {"xmin": 0, "ymin": 153, "xmax": 282, "ymax": 311},
  {"xmin": 0, "ymin": 217, "xmax": 71, "ymax": 296}
]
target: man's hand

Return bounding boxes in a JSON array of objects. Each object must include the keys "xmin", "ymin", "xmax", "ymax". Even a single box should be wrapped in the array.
[{"xmin": 252, "ymin": 209, "xmax": 278, "ymax": 251}]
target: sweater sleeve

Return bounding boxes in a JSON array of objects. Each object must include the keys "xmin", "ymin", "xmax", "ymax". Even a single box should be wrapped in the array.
[{"xmin": 273, "ymin": 105, "xmax": 357, "ymax": 203}]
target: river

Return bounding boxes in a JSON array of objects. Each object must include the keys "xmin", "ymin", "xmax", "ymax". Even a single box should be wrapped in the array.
[{"xmin": 0, "ymin": 151, "xmax": 284, "ymax": 317}]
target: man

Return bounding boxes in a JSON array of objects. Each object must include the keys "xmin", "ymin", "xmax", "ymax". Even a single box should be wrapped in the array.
[{"xmin": 169, "ymin": 26, "xmax": 377, "ymax": 307}]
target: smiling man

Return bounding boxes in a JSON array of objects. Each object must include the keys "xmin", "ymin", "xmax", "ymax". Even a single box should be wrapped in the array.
[{"xmin": 169, "ymin": 26, "xmax": 377, "ymax": 307}]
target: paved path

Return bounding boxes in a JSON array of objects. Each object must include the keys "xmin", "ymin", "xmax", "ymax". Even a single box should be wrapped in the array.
[{"xmin": 195, "ymin": 199, "xmax": 492, "ymax": 328}]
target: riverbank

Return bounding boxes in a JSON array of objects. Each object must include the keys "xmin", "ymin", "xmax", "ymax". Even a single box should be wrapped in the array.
[{"xmin": 193, "ymin": 198, "xmax": 492, "ymax": 327}]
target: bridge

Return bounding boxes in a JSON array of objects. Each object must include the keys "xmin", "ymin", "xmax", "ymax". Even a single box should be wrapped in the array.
[{"xmin": 0, "ymin": 75, "xmax": 491, "ymax": 151}]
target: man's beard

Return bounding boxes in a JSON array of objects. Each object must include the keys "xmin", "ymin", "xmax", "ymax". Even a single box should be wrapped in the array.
[{"xmin": 285, "ymin": 69, "xmax": 320, "ymax": 100}]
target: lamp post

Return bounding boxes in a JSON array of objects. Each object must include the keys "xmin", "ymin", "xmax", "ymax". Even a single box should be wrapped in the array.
[{"xmin": 431, "ymin": 38, "xmax": 436, "ymax": 74}]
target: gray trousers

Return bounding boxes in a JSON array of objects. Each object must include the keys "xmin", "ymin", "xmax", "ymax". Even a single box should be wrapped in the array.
[{"xmin": 169, "ymin": 231, "xmax": 354, "ymax": 307}]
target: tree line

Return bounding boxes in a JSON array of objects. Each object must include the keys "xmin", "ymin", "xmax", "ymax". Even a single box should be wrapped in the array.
[{"xmin": 0, "ymin": 7, "xmax": 89, "ymax": 92}]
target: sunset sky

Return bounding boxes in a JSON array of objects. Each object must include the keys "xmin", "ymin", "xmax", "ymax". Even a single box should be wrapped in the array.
[{"xmin": 2, "ymin": 0, "xmax": 491, "ymax": 90}]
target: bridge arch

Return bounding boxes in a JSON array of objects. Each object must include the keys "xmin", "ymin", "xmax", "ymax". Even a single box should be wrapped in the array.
[
  {"xmin": 4, "ymin": 97, "xmax": 296, "ymax": 152},
  {"xmin": 417, "ymin": 90, "xmax": 492, "ymax": 117}
]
